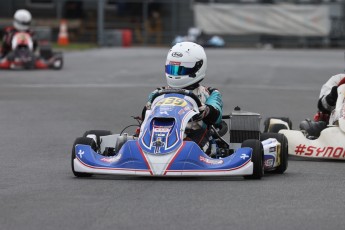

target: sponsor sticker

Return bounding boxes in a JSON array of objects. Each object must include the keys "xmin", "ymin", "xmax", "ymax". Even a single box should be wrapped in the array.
[
  {"xmin": 169, "ymin": 61, "xmax": 181, "ymax": 65},
  {"xmin": 264, "ymin": 159, "xmax": 274, "ymax": 167},
  {"xmin": 160, "ymin": 111, "xmax": 169, "ymax": 116},
  {"xmin": 240, "ymin": 154, "xmax": 249, "ymax": 160},
  {"xmin": 100, "ymin": 154, "xmax": 122, "ymax": 163},
  {"xmin": 171, "ymin": 52, "xmax": 183, "ymax": 58},
  {"xmin": 184, "ymin": 106, "xmax": 191, "ymax": 112},
  {"xmin": 294, "ymin": 144, "xmax": 345, "ymax": 158},
  {"xmin": 77, "ymin": 150, "xmax": 84, "ymax": 158},
  {"xmin": 156, "ymin": 106, "xmax": 174, "ymax": 112},
  {"xmin": 178, "ymin": 108, "xmax": 185, "ymax": 115},
  {"xmin": 153, "ymin": 127, "xmax": 170, "ymax": 132},
  {"xmin": 199, "ymin": 156, "xmax": 224, "ymax": 165},
  {"xmin": 269, "ymin": 146, "xmax": 276, "ymax": 152},
  {"xmin": 152, "ymin": 137, "xmax": 165, "ymax": 153}
]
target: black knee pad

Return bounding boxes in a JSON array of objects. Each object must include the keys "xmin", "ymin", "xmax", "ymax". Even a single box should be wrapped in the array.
[{"xmin": 299, "ymin": 119, "xmax": 327, "ymax": 138}]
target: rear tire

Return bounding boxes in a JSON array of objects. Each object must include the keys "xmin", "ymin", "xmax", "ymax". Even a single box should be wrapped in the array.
[
  {"xmin": 269, "ymin": 124, "xmax": 288, "ymax": 133},
  {"xmin": 52, "ymin": 57, "xmax": 63, "ymax": 70},
  {"xmin": 51, "ymin": 52, "xmax": 63, "ymax": 70},
  {"xmin": 264, "ymin": 117, "xmax": 292, "ymax": 133},
  {"xmin": 39, "ymin": 45, "xmax": 53, "ymax": 60},
  {"xmin": 71, "ymin": 137, "xmax": 97, "ymax": 177},
  {"xmin": 261, "ymin": 133, "xmax": 288, "ymax": 174},
  {"xmin": 242, "ymin": 139, "xmax": 264, "ymax": 179}
]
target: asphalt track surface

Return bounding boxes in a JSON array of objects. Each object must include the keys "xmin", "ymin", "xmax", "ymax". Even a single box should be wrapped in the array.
[{"xmin": 1, "ymin": 48, "xmax": 344, "ymax": 230}]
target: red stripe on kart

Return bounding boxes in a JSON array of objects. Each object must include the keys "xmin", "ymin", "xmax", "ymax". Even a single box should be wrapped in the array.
[
  {"xmin": 136, "ymin": 142, "xmax": 153, "ymax": 175},
  {"xmin": 76, "ymin": 157, "xmax": 150, "ymax": 173},
  {"xmin": 163, "ymin": 142, "xmax": 186, "ymax": 175},
  {"xmin": 165, "ymin": 158, "xmax": 251, "ymax": 173},
  {"xmin": 35, "ymin": 60, "xmax": 48, "ymax": 69},
  {"xmin": 0, "ymin": 60, "xmax": 11, "ymax": 69}
]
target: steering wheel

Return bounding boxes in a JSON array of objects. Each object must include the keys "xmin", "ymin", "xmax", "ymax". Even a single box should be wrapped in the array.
[{"xmin": 149, "ymin": 89, "xmax": 202, "ymax": 107}]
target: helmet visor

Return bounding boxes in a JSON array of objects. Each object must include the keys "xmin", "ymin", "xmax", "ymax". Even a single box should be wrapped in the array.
[
  {"xmin": 15, "ymin": 19, "xmax": 31, "ymax": 26},
  {"xmin": 165, "ymin": 65, "xmax": 194, "ymax": 76},
  {"xmin": 165, "ymin": 60, "xmax": 203, "ymax": 77}
]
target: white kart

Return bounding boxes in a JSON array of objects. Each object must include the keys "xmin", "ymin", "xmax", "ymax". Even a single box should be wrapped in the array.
[{"xmin": 265, "ymin": 84, "xmax": 345, "ymax": 160}]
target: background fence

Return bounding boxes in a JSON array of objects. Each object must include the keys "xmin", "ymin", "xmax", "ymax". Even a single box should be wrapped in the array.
[{"xmin": 0, "ymin": 0, "xmax": 345, "ymax": 48}]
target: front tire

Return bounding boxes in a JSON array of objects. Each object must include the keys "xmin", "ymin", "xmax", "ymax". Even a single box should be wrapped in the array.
[
  {"xmin": 83, "ymin": 130, "xmax": 112, "ymax": 152},
  {"xmin": 242, "ymin": 139, "xmax": 264, "ymax": 179},
  {"xmin": 71, "ymin": 137, "xmax": 97, "ymax": 177},
  {"xmin": 261, "ymin": 133, "xmax": 288, "ymax": 174}
]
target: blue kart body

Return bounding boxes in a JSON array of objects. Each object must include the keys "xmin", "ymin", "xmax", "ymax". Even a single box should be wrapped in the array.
[
  {"xmin": 73, "ymin": 92, "xmax": 280, "ymax": 177},
  {"xmin": 74, "ymin": 141, "xmax": 253, "ymax": 176}
]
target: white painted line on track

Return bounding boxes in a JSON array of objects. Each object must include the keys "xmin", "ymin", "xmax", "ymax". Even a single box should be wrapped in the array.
[{"xmin": 0, "ymin": 83, "xmax": 317, "ymax": 91}]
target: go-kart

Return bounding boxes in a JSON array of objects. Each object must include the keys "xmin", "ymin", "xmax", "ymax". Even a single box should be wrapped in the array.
[
  {"xmin": 0, "ymin": 31, "xmax": 63, "ymax": 70},
  {"xmin": 172, "ymin": 27, "xmax": 225, "ymax": 48},
  {"xmin": 264, "ymin": 84, "xmax": 345, "ymax": 160},
  {"xmin": 71, "ymin": 89, "xmax": 288, "ymax": 179}
]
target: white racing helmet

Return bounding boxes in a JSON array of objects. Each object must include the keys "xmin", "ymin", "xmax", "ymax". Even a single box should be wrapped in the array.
[
  {"xmin": 13, "ymin": 9, "xmax": 32, "ymax": 31},
  {"xmin": 165, "ymin": 42, "xmax": 207, "ymax": 88}
]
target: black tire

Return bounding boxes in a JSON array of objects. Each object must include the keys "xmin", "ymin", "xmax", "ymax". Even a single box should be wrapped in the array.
[
  {"xmin": 83, "ymin": 130, "xmax": 112, "ymax": 148},
  {"xmin": 22, "ymin": 51, "xmax": 36, "ymax": 69},
  {"xmin": 264, "ymin": 117, "xmax": 292, "ymax": 132},
  {"xmin": 260, "ymin": 133, "xmax": 288, "ymax": 174},
  {"xmin": 51, "ymin": 53, "xmax": 63, "ymax": 70},
  {"xmin": 71, "ymin": 137, "xmax": 97, "ymax": 177},
  {"xmin": 39, "ymin": 45, "xmax": 53, "ymax": 60},
  {"xmin": 269, "ymin": 124, "xmax": 288, "ymax": 133},
  {"xmin": 242, "ymin": 139, "xmax": 264, "ymax": 179},
  {"xmin": 53, "ymin": 58, "xmax": 63, "ymax": 70}
]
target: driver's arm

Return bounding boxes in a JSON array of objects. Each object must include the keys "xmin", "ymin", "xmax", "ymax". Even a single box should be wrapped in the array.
[
  {"xmin": 148, "ymin": 87, "xmax": 166, "ymax": 102},
  {"xmin": 201, "ymin": 105, "xmax": 220, "ymax": 125},
  {"xmin": 318, "ymin": 86, "xmax": 337, "ymax": 114},
  {"xmin": 142, "ymin": 87, "xmax": 166, "ymax": 120},
  {"xmin": 1, "ymin": 28, "xmax": 13, "ymax": 56},
  {"xmin": 204, "ymin": 88, "xmax": 223, "ymax": 125}
]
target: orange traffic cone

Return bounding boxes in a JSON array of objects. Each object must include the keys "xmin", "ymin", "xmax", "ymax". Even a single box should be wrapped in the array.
[{"xmin": 58, "ymin": 19, "xmax": 69, "ymax": 46}]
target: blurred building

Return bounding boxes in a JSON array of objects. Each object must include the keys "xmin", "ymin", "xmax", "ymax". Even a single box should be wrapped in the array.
[{"xmin": 0, "ymin": 0, "xmax": 344, "ymax": 47}]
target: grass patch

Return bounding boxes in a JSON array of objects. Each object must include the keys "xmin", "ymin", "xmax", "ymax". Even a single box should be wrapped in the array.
[{"xmin": 52, "ymin": 43, "xmax": 98, "ymax": 51}]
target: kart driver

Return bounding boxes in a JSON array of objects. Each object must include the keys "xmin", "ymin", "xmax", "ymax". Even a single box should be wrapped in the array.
[
  {"xmin": 300, "ymin": 74, "xmax": 345, "ymax": 138},
  {"xmin": 0, "ymin": 9, "xmax": 37, "ymax": 58},
  {"xmin": 143, "ymin": 41, "xmax": 223, "ymax": 151}
]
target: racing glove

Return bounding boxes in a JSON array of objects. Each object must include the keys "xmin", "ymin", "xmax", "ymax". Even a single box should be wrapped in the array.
[
  {"xmin": 325, "ymin": 85, "xmax": 338, "ymax": 107},
  {"xmin": 193, "ymin": 105, "xmax": 209, "ymax": 121},
  {"xmin": 193, "ymin": 105, "xmax": 220, "ymax": 125},
  {"xmin": 313, "ymin": 111, "xmax": 330, "ymax": 123},
  {"xmin": 318, "ymin": 85, "xmax": 338, "ymax": 113}
]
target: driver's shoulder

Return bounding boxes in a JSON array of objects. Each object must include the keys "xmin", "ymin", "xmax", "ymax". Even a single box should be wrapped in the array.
[
  {"xmin": 150, "ymin": 86, "xmax": 169, "ymax": 93},
  {"xmin": 329, "ymin": 73, "xmax": 345, "ymax": 83}
]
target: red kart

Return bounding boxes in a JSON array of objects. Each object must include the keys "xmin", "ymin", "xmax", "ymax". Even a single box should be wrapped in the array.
[{"xmin": 0, "ymin": 32, "xmax": 63, "ymax": 70}]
